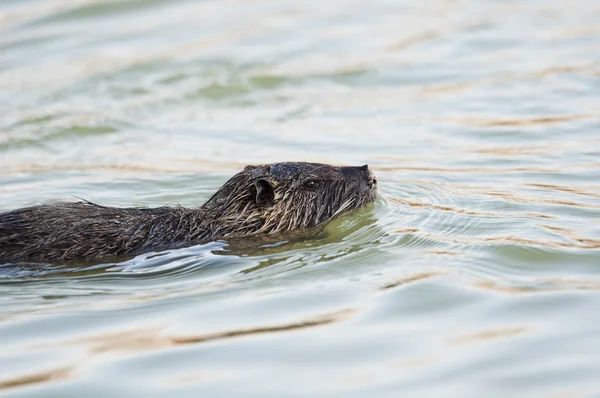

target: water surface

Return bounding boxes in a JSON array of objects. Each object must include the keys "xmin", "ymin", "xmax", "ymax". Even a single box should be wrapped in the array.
[{"xmin": 1, "ymin": 0, "xmax": 600, "ymax": 396}]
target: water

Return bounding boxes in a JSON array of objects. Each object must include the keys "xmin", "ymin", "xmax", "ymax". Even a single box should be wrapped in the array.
[{"xmin": 1, "ymin": 0, "xmax": 600, "ymax": 396}]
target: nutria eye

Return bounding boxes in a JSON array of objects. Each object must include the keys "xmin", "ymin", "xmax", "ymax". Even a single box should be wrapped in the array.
[{"xmin": 304, "ymin": 180, "xmax": 318, "ymax": 190}]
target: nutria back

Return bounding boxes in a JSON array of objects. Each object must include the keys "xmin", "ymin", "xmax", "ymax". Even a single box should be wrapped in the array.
[{"xmin": 0, "ymin": 162, "xmax": 377, "ymax": 263}]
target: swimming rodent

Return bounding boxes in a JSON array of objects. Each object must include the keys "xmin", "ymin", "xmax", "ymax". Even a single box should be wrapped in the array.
[{"xmin": 0, "ymin": 162, "xmax": 377, "ymax": 263}]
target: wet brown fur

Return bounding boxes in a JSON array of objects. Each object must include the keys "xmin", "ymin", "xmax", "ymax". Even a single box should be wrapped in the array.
[{"xmin": 0, "ymin": 162, "xmax": 377, "ymax": 263}]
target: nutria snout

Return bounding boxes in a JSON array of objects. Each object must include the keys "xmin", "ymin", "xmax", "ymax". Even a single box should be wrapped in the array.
[{"xmin": 0, "ymin": 162, "xmax": 377, "ymax": 263}]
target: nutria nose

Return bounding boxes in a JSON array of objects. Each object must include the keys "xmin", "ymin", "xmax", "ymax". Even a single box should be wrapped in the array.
[
  {"xmin": 363, "ymin": 165, "xmax": 377, "ymax": 190},
  {"xmin": 366, "ymin": 169, "xmax": 377, "ymax": 190},
  {"xmin": 341, "ymin": 164, "xmax": 376, "ymax": 190},
  {"xmin": 368, "ymin": 175, "xmax": 377, "ymax": 189}
]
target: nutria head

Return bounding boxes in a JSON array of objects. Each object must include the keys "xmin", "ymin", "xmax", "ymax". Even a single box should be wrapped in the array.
[{"xmin": 203, "ymin": 162, "xmax": 377, "ymax": 237}]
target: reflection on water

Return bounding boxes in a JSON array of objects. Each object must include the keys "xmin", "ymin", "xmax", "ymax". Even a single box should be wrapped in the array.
[{"xmin": 1, "ymin": 0, "xmax": 600, "ymax": 396}]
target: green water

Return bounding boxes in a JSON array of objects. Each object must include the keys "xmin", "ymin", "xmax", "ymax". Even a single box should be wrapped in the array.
[{"xmin": 1, "ymin": 0, "xmax": 600, "ymax": 396}]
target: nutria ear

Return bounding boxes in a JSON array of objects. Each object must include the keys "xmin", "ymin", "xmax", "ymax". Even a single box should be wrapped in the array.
[{"xmin": 255, "ymin": 179, "xmax": 274, "ymax": 207}]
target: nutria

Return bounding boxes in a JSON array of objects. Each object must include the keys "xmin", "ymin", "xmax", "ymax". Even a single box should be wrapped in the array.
[{"xmin": 0, "ymin": 162, "xmax": 377, "ymax": 263}]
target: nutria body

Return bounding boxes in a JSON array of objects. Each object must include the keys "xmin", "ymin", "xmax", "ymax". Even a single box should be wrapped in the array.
[{"xmin": 0, "ymin": 162, "xmax": 377, "ymax": 263}]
